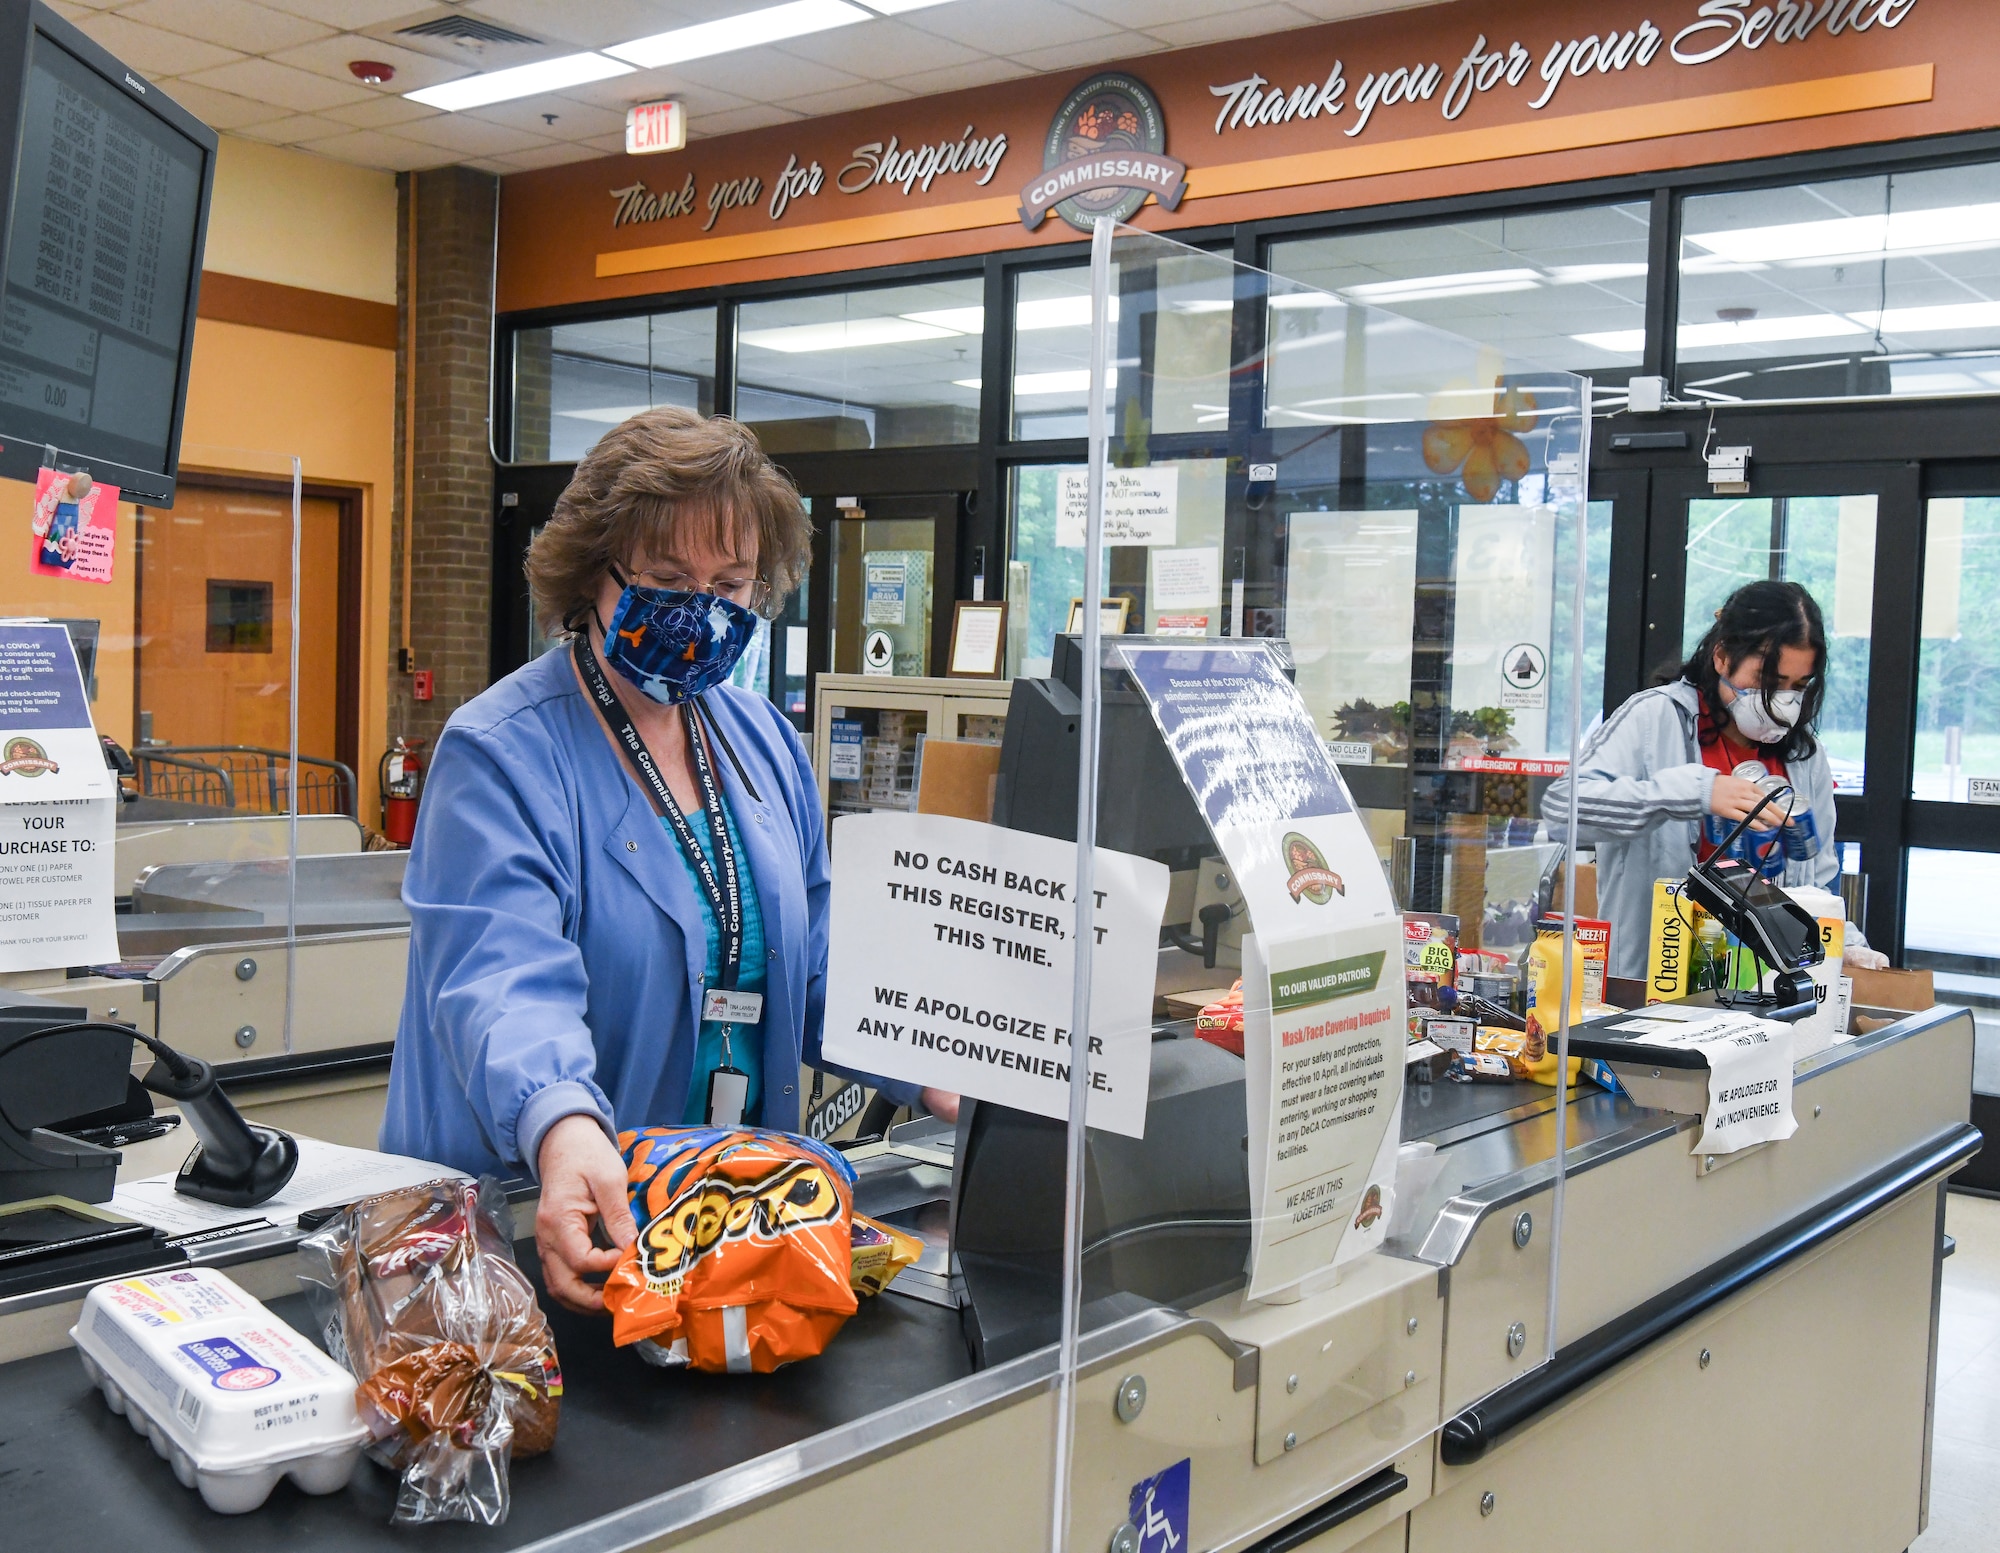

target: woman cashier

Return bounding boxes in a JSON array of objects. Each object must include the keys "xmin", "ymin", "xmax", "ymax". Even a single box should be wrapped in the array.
[
  {"xmin": 1543, "ymin": 579, "xmax": 1885, "ymax": 983},
  {"xmin": 382, "ymin": 407, "xmax": 955, "ymax": 1313}
]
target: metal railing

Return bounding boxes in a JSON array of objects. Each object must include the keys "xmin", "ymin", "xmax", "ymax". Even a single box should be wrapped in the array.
[
  {"xmin": 132, "ymin": 745, "xmax": 357, "ymax": 818},
  {"xmin": 132, "ymin": 749, "xmax": 235, "ymax": 809}
]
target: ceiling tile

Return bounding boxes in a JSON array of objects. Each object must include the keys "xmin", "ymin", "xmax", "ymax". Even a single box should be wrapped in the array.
[
  {"xmin": 121, "ymin": 0, "xmax": 337, "ymax": 54},
  {"xmin": 310, "ymin": 127, "xmax": 463, "ymax": 170},
  {"xmin": 695, "ymin": 102, "xmax": 809, "ymax": 139},
  {"xmin": 1005, "ymin": 32, "xmax": 1167, "ymax": 74},
  {"xmin": 266, "ymin": 34, "xmax": 473, "ymax": 94},
  {"xmin": 73, "ymin": 13, "xmax": 245, "ymax": 75},
  {"xmin": 57, "ymin": 0, "xmax": 124, "ymax": 11},
  {"xmin": 1284, "ymin": 0, "xmax": 1441, "ymax": 20},
  {"xmin": 632, "ymin": 51, "xmax": 866, "ymax": 105},
  {"xmin": 231, "ymin": 112, "xmax": 358, "ymax": 147},
  {"xmin": 394, "ymin": 114, "xmax": 555, "ymax": 156},
  {"xmin": 781, "ymin": 81, "xmax": 913, "ymax": 121},
  {"xmin": 1142, "ymin": 4, "xmax": 1317, "ymax": 48},
  {"xmin": 888, "ymin": 56, "xmax": 1030, "ymax": 98},
  {"xmin": 904, "ymin": 0, "xmax": 1124, "ymax": 55},
  {"xmin": 263, "ymin": 0, "xmax": 439, "ymax": 25},
  {"xmin": 465, "ymin": 95, "xmax": 626, "ymax": 139},
  {"xmin": 489, "ymin": 140, "xmax": 605, "ymax": 171},
  {"xmin": 557, "ymin": 75, "xmax": 750, "ymax": 118},
  {"xmin": 181, "ymin": 56, "xmax": 377, "ymax": 112},
  {"xmin": 772, "ymin": 18, "xmax": 986, "ymax": 79},
  {"xmin": 1061, "ymin": 0, "xmax": 1250, "ymax": 24},
  {"xmin": 321, "ymin": 93, "xmax": 444, "ymax": 130},
  {"xmin": 461, "ymin": 0, "xmax": 716, "ymax": 52},
  {"xmin": 155, "ymin": 77, "xmax": 289, "ymax": 128}
]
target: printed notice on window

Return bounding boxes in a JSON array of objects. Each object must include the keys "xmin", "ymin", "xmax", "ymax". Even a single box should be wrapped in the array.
[
  {"xmin": 0, "ymin": 796, "xmax": 116, "ymax": 971},
  {"xmin": 1057, "ymin": 466, "xmax": 1178, "ymax": 548},
  {"xmin": 823, "ymin": 812, "xmax": 1168, "ymax": 1138}
]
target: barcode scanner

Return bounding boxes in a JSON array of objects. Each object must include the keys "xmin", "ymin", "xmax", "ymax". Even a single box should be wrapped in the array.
[{"xmin": 20, "ymin": 1021, "xmax": 299, "ymax": 1208}]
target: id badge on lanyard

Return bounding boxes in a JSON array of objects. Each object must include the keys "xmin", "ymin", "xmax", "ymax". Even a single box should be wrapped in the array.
[{"xmin": 575, "ymin": 633, "xmax": 763, "ymax": 1128}]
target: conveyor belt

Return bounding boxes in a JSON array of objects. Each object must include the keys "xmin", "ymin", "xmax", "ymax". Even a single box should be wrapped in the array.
[{"xmin": 0, "ymin": 1257, "xmax": 970, "ymax": 1549}]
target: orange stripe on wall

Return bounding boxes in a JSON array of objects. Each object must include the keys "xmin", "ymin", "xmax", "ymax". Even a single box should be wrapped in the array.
[
  {"xmin": 196, "ymin": 271, "xmax": 398, "ymax": 351},
  {"xmin": 593, "ymin": 63, "xmax": 1934, "ymax": 281}
]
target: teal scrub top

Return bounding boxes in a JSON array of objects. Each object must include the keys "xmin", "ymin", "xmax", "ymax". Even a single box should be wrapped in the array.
[{"xmin": 666, "ymin": 794, "xmax": 767, "ymax": 1125}]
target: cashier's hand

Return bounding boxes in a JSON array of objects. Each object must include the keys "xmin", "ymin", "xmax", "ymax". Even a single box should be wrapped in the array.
[
  {"xmin": 1844, "ymin": 943, "xmax": 1890, "ymax": 971},
  {"xmin": 1709, "ymin": 773, "xmax": 1782, "ymax": 828},
  {"xmin": 535, "ymin": 1114, "xmax": 637, "ymax": 1317},
  {"xmin": 921, "ymin": 1087, "xmax": 961, "ymax": 1123}
]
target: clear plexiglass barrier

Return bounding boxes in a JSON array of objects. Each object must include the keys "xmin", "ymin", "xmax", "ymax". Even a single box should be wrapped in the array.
[
  {"xmin": 0, "ymin": 442, "xmax": 388, "ymax": 1068},
  {"xmin": 1015, "ymin": 219, "xmax": 1595, "ymax": 1550}
]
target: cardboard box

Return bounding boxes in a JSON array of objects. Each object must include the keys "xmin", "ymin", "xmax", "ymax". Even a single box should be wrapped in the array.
[{"xmin": 1847, "ymin": 965, "xmax": 1935, "ymax": 1013}]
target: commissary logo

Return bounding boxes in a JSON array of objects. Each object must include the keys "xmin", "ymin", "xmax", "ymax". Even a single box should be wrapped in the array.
[
  {"xmin": 0, "ymin": 736, "xmax": 56, "ymax": 777},
  {"xmin": 1283, "ymin": 831, "xmax": 1344, "ymax": 904},
  {"xmin": 1020, "ymin": 72, "xmax": 1185, "ymax": 233}
]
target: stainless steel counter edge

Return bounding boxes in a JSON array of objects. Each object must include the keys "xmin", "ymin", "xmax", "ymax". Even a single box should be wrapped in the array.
[
  {"xmin": 1409, "ymin": 1005, "xmax": 1967, "ymax": 1268},
  {"xmin": 509, "ymin": 1304, "xmax": 1252, "ymax": 1553},
  {"xmin": 149, "ymin": 924, "xmax": 411, "ymax": 980}
]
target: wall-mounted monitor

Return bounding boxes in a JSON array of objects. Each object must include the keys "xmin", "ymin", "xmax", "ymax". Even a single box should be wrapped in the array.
[{"xmin": 0, "ymin": 0, "xmax": 215, "ymax": 505}]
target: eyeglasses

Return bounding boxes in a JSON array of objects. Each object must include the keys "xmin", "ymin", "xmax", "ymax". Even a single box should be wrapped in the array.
[{"xmin": 627, "ymin": 568, "xmax": 774, "ymax": 616}]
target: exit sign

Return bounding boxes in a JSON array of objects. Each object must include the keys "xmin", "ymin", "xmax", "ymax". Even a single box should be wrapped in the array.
[{"xmin": 625, "ymin": 99, "xmax": 686, "ymax": 155}]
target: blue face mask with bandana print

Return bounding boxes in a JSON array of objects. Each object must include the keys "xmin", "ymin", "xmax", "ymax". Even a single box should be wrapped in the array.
[{"xmin": 599, "ymin": 568, "xmax": 760, "ymax": 705}]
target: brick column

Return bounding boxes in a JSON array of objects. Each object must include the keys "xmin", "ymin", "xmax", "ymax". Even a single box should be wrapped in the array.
[{"xmin": 389, "ymin": 167, "xmax": 496, "ymax": 755}]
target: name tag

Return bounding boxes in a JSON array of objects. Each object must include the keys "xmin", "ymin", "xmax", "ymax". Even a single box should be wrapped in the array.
[{"xmin": 703, "ymin": 988, "xmax": 765, "ymax": 1025}]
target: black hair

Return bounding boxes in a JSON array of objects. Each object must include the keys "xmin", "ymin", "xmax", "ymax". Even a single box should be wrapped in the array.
[{"xmin": 1677, "ymin": 579, "xmax": 1827, "ymax": 761}]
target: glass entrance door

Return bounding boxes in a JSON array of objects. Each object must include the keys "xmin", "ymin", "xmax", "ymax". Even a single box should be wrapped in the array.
[{"xmin": 814, "ymin": 493, "xmax": 959, "ymax": 680}]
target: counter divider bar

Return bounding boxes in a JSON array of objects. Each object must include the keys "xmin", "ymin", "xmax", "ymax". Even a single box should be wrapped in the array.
[
  {"xmin": 1437, "ymin": 1121, "xmax": 1982, "ymax": 1466},
  {"xmin": 506, "ymin": 1304, "xmax": 1249, "ymax": 1553}
]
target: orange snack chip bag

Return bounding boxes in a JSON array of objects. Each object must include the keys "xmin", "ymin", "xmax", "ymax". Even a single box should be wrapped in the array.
[
  {"xmin": 1192, "ymin": 979, "xmax": 1245, "ymax": 1056},
  {"xmin": 605, "ymin": 1126, "xmax": 860, "ymax": 1374}
]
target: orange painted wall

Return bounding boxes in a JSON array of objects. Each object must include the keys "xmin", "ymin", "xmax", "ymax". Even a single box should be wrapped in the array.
[{"xmin": 0, "ymin": 319, "xmax": 395, "ymax": 817}]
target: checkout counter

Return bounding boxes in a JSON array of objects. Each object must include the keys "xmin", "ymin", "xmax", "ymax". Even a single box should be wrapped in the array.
[{"xmin": 0, "ymin": 984, "xmax": 1972, "ymax": 1551}]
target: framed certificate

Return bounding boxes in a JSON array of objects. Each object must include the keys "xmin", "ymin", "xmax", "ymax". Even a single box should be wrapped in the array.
[
  {"xmin": 1065, "ymin": 596, "xmax": 1133, "ymax": 636},
  {"xmin": 947, "ymin": 600, "xmax": 1008, "ymax": 678}
]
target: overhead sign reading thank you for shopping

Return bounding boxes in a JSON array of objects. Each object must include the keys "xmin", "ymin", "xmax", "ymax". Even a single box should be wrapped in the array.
[{"xmin": 1019, "ymin": 73, "xmax": 1185, "ymax": 233}]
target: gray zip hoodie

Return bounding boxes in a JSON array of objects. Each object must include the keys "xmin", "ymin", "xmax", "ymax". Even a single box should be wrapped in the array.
[{"xmin": 1540, "ymin": 679, "xmax": 1845, "ymax": 981}]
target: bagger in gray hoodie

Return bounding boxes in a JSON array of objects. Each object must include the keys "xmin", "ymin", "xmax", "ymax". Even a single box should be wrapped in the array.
[{"xmin": 1541, "ymin": 678, "xmax": 1846, "ymax": 982}]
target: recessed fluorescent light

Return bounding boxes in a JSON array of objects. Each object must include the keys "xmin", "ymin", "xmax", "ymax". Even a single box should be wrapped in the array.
[
  {"xmin": 953, "ymin": 369, "xmax": 1119, "ymax": 395},
  {"xmin": 1544, "ymin": 262, "xmax": 1651, "ymax": 284},
  {"xmin": 1343, "ymin": 268, "xmax": 1540, "ymax": 302},
  {"xmin": 1573, "ymin": 314, "xmax": 1871, "ymax": 354},
  {"xmin": 1686, "ymin": 202, "xmax": 2000, "ymax": 265},
  {"xmin": 558, "ymin": 403, "xmax": 655, "ymax": 424},
  {"xmin": 608, "ymin": 0, "xmax": 869, "ymax": 69},
  {"xmin": 900, "ymin": 306, "xmax": 985, "ymax": 333},
  {"xmin": 1015, "ymin": 295, "xmax": 1115, "ymax": 329},
  {"xmin": 740, "ymin": 316, "xmax": 957, "ymax": 352},
  {"xmin": 1268, "ymin": 291, "xmax": 1341, "ymax": 310},
  {"xmin": 405, "ymin": 51, "xmax": 632, "ymax": 111},
  {"xmin": 1858, "ymin": 302, "xmax": 2000, "ymax": 334}
]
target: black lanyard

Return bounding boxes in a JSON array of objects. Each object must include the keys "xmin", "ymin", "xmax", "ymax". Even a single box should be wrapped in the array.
[{"xmin": 573, "ymin": 632, "xmax": 743, "ymax": 992}]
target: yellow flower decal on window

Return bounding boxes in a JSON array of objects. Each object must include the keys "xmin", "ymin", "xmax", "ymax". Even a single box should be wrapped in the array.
[{"xmin": 1422, "ymin": 381, "xmax": 1538, "ymax": 503}]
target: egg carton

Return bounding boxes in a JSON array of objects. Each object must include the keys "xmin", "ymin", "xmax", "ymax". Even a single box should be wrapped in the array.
[{"xmin": 71, "ymin": 1268, "xmax": 369, "ymax": 1515}]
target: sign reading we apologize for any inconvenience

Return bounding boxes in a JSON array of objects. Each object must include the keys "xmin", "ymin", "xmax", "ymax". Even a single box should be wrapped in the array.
[{"xmin": 823, "ymin": 812, "xmax": 1169, "ymax": 1139}]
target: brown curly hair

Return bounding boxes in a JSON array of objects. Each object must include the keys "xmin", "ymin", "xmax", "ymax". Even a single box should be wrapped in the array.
[{"xmin": 525, "ymin": 407, "xmax": 810, "ymax": 633}]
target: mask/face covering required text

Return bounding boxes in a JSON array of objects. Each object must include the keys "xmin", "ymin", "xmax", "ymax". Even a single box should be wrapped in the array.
[{"xmin": 823, "ymin": 812, "xmax": 1168, "ymax": 1139}]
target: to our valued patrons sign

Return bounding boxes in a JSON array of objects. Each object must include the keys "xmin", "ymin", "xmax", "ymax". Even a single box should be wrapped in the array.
[{"xmin": 823, "ymin": 813, "xmax": 1169, "ymax": 1138}]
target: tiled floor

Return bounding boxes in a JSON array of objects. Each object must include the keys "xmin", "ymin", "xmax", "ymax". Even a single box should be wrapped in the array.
[{"xmin": 1912, "ymin": 1190, "xmax": 2000, "ymax": 1551}]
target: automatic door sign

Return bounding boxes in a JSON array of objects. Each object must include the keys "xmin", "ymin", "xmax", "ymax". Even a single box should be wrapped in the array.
[
  {"xmin": 862, "ymin": 629, "xmax": 895, "ymax": 677},
  {"xmin": 1500, "ymin": 641, "xmax": 1548, "ymax": 710}
]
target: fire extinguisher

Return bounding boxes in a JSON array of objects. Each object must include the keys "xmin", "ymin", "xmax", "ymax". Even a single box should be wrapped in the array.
[{"xmin": 380, "ymin": 735, "xmax": 427, "ymax": 847}]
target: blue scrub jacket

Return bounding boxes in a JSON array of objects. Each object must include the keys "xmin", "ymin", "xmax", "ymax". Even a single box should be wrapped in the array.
[{"xmin": 380, "ymin": 646, "xmax": 917, "ymax": 1178}]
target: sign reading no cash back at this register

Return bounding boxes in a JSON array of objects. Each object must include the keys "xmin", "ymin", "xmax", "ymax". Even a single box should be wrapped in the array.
[{"xmin": 823, "ymin": 813, "xmax": 1169, "ymax": 1139}]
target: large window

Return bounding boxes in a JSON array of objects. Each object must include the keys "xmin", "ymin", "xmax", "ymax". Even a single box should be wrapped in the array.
[
  {"xmin": 735, "ymin": 277, "xmax": 983, "ymax": 453},
  {"xmin": 1677, "ymin": 162, "xmax": 2000, "ymax": 403},
  {"xmin": 513, "ymin": 308, "xmax": 717, "ymax": 462},
  {"xmin": 1916, "ymin": 495, "xmax": 2000, "ymax": 800},
  {"xmin": 1267, "ymin": 201, "xmax": 1652, "ymax": 394}
]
